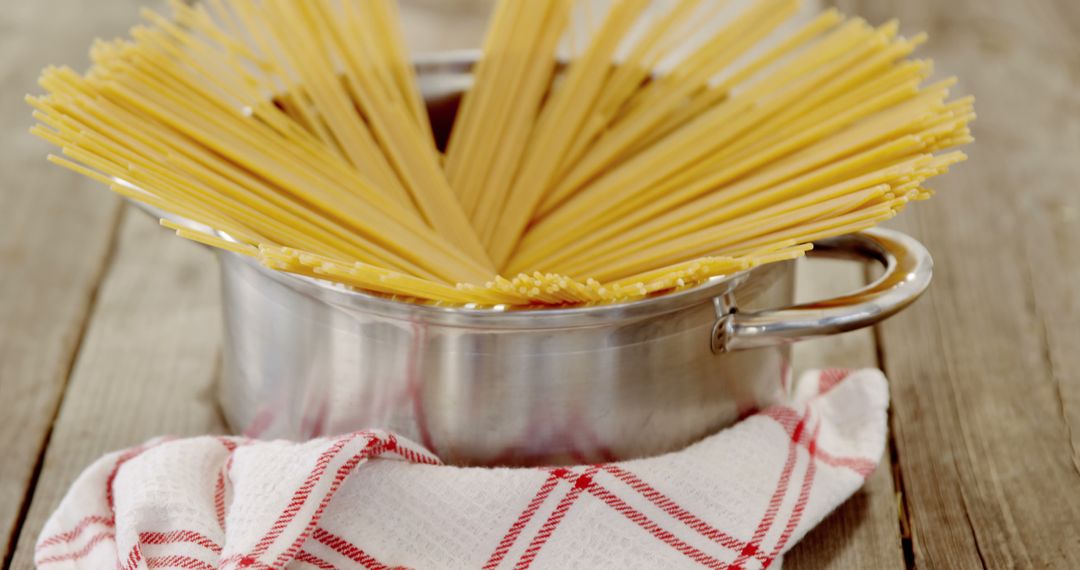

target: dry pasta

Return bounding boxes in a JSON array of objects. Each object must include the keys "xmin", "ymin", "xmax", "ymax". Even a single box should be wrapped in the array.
[{"xmin": 29, "ymin": 0, "xmax": 973, "ymax": 308}]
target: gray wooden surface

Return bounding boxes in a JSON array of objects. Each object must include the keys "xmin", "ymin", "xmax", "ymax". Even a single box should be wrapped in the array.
[
  {"xmin": 829, "ymin": 0, "xmax": 1080, "ymax": 567},
  {"xmin": 3, "ymin": 0, "xmax": 1079, "ymax": 568}
]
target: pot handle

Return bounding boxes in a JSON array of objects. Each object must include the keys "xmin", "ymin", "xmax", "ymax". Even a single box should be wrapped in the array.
[{"xmin": 710, "ymin": 228, "xmax": 932, "ymax": 353}]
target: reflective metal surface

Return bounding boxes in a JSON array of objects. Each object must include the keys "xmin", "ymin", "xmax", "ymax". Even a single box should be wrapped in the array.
[
  {"xmin": 132, "ymin": 52, "xmax": 935, "ymax": 465},
  {"xmin": 217, "ymin": 254, "xmax": 797, "ymax": 466},
  {"xmin": 713, "ymin": 229, "xmax": 933, "ymax": 352},
  {"xmin": 215, "ymin": 226, "xmax": 930, "ymax": 466}
]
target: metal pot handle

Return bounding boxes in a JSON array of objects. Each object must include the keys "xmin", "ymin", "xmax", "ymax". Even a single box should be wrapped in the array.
[{"xmin": 711, "ymin": 228, "xmax": 932, "ymax": 353}]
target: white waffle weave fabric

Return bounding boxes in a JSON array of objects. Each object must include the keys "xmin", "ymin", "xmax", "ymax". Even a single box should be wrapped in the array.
[{"xmin": 35, "ymin": 368, "xmax": 886, "ymax": 569}]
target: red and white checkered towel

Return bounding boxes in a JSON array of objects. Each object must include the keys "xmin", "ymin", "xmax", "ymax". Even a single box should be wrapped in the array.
[{"xmin": 35, "ymin": 368, "xmax": 886, "ymax": 569}]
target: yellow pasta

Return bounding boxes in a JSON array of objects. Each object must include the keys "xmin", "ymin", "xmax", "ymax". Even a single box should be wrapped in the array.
[{"xmin": 28, "ymin": 0, "xmax": 973, "ymax": 308}]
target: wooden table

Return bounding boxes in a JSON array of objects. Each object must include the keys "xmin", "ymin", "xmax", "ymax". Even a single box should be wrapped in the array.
[{"xmin": 3, "ymin": 0, "xmax": 1078, "ymax": 568}]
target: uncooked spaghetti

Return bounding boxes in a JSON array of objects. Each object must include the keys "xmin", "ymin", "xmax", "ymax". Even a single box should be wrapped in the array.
[{"xmin": 29, "ymin": 0, "xmax": 973, "ymax": 307}]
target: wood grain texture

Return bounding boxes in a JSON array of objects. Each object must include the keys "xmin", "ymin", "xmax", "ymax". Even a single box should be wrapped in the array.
[
  {"xmin": 832, "ymin": 0, "xmax": 1080, "ymax": 567},
  {"xmin": 785, "ymin": 258, "xmax": 905, "ymax": 570},
  {"xmin": 8, "ymin": 210, "xmax": 226, "ymax": 570},
  {"xmin": 4, "ymin": 0, "xmax": 1080, "ymax": 568},
  {"xmin": 0, "ymin": 0, "xmax": 153, "ymax": 561}
]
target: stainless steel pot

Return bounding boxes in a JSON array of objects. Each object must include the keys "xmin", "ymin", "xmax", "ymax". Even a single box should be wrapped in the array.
[
  {"xmin": 139, "ymin": 52, "xmax": 934, "ymax": 466},
  {"xmin": 215, "ymin": 228, "xmax": 928, "ymax": 466}
]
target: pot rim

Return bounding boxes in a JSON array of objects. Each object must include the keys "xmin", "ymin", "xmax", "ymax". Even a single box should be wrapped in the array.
[{"xmin": 220, "ymin": 248, "xmax": 763, "ymax": 329}]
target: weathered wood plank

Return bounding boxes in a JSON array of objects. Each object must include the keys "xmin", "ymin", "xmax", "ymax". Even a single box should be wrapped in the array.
[
  {"xmin": 8, "ymin": 209, "xmax": 226, "ymax": 569},
  {"xmin": 399, "ymin": 0, "xmax": 492, "ymax": 52},
  {"xmin": 785, "ymin": 258, "xmax": 905, "ymax": 570},
  {"xmin": 833, "ymin": 0, "xmax": 1080, "ymax": 567},
  {"xmin": 0, "ymin": 0, "xmax": 153, "ymax": 562},
  {"xmin": 1016, "ymin": 0, "xmax": 1080, "ymax": 503}
]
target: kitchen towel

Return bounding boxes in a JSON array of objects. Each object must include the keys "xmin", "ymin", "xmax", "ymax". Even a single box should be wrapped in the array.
[{"xmin": 35, "ymin": 368, "xmax": 886, "ymax": 569}]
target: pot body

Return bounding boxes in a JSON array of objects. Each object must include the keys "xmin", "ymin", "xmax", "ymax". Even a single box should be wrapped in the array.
[
  {"xmin": 217, "ymin": 255, "xmax": 794, "ymax": 466},
  {"xmin": 207, "ymin": 52, "xmax": 933, "ymax": 467}
]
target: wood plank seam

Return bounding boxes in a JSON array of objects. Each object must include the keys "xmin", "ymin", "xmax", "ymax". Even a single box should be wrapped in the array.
[
  {"xmin": 0, "ymin": 204, "xmax": 127, "ymax": 569},
  {"xmin": 1025, "ymin": 257, "xmax": 1080, "ymax": 480},
  {"xmin": 879, "ymin": 354, "xmax": 916, "ymax": 570},
  {"xmin": 955, "ymin": 477, "xmax": 990, "ymax": 569},
  {"xmin": 888, "ymin": 433, "xmax": 915, "ymax": 570},
  {"xmin": 870, "ymin": 265, "xmax": 915, "ymax": 570}
]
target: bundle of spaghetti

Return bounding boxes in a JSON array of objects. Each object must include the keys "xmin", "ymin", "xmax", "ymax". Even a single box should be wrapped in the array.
[
  {"xmin": 443, "ymin": 0, "xmax": 575, "ymax": 242},
  {"xmin": 32, "ymin": 0, "xmax": 492, "ymax": 279},
  {"xmin": 28, "ymin": 0, "xmax": 974, "ymax": 308},
  {"xmin": 503, "ymin": 14, "xmax": 974, "ymax": 276}
]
